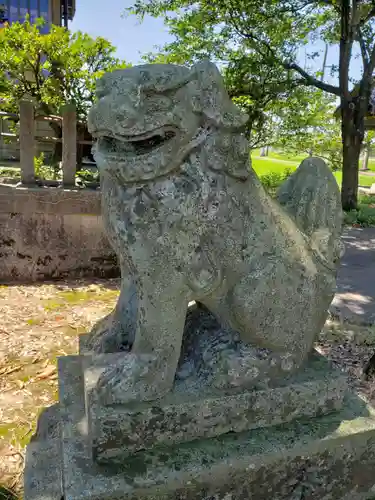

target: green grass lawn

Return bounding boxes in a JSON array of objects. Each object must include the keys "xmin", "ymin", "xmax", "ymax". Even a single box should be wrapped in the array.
[
  {"xmin": 251, "ymin": 155, "xmax": 375, "ymax": 187},
  {"xmin": 251, "ymin": 151, "xmax": 375, "ymax": 226},
  {"xmin": 368, "ymin": 157, "xmax": 375, "ymax": 171},
  {"xmin": 251, "ymin": 156, "xmax": 299, "ymax": 174},
  {"xmin": 252, "ymin": 149, "xmax": 307, "ymax": 163}
]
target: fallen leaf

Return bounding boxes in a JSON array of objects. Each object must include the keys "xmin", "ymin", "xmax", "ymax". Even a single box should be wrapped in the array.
[
  {"xmin": 36, "ymin": 365, "xmax": 56, "ymax": 380},
  {"xmin": 0, "ymin": 365, "xmax": 23, "ymax": 376}
]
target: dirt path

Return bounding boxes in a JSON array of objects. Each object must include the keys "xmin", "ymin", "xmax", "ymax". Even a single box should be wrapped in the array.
[
  {"xmin": 331, "ymin": 227, "xmax": 375, "ymax": 325},
  {"xmin": 1, "ymin": 279, "xmax": 375, "ymax": 497},
  {"xmin": 0, "ymin": 279, "xmax": 120, "ymax": 495}
]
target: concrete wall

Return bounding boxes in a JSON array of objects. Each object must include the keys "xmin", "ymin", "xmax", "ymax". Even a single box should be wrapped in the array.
[{"xmin": 0, "ymin": 186, "xmax": 119, "ymax": 283}]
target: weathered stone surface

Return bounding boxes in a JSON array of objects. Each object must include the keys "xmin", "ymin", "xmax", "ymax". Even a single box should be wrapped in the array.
[
  {"xmin": 25, "ymin": 61, "xmax": 352, "ymax": 500},
  {"xmin": 62, "ymin": 421, "xmax": 375, "ymax": 500},
  {"xmin": 0, "ymin": 186, "xmax": 118, "ymax": 282},
  {"xmin": 29, "ymin": 403, "xmax": 60, "ymax": 442},
  {"xmin": 24, "ymin": 404, "xmax": 63, "ymax": 500},
  {"xmin": 27, "ymin": 354, "xmax": 375, "ymax": 500},
  {"xmin": 24, "ymin": 439, "xmax": 63, "ymax": 500},
  {"xmin": 85, "ymin": 61, "xmax": 344, "ymax": 403},
  {"xmin": 80, "ymin": 305, "xmax": 349, "ymax": 463},
  {"xmin": 83, "ymin": 352, "xmax": 346, "ymax": 463}
]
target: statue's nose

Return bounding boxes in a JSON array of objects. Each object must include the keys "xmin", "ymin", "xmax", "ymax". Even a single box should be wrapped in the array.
[
  {"xmin": 115, "ymin": 88, "xmax": 141, "ymax": 126},
  {"xmin": 115, "ymin": 104, "xmax": 139, "ymax": 127}
]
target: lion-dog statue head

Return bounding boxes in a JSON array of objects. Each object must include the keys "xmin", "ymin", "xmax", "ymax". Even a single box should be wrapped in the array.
[{"xmin": 88, "ymin": 61, "xmax": 250, "ymax": 184}]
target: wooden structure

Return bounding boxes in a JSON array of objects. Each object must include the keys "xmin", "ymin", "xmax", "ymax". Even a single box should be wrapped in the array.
[{"xmin": 0, "ymin": 100, "xmax": 93, "ymax": 187}]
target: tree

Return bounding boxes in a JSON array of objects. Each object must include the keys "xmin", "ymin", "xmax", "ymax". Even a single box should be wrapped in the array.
[
  {"xmin": 127, "ymin": 0, "xmax": 375, "ymax": 210},
  {"xmin": 0, "ymin": 19, "xmax": 127, "ymax": 163},
  {"xmin": 276, "ymin": 91, "xmax": 343, "ymax": 170}
]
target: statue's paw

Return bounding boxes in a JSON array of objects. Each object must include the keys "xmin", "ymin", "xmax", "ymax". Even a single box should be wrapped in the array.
[{"xmin": 96, "ymin": 353, "xmax": 170, "ymax": 404}]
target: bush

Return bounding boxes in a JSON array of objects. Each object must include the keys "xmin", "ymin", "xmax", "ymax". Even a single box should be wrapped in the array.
[
  {"xmin": 259, "ymin": 167, "xmax": 293, "ymax": 194},
  {"xmin": 344, "ymin": 195, "xmax": 375, "ymax": 227},
  {"xmin": 34, "ymin": 153, "xmax": 61, "ymax": 180},
  {"xmin": 76, "ymin": 168, "xmax": 100, "ymax": 186}
]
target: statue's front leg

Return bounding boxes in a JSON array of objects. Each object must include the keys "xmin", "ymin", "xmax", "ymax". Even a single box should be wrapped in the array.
[
  {"xmin": 97, "ymin": 271, "xmax": 189, "ymax": 403},
  {"xmin": 85, "ymin": 258, "xmax": 137, "ymax": 353}
]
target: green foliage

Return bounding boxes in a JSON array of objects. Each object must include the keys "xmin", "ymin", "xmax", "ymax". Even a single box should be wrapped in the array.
[
  {"xmin": 276, "ymin": 91, "xmax": 343, "ymax": 170},
  {"xmin": 258, "ymin": 167, "xmax": 293, "ymax": 191},
  {"xmin": 126, "ymin": 0, "xmax": 331, "ymax": 149},
  {"xmin": 33, "ymin": 152, "xmax": 60, "ymax": 179},
  {"xmin": 76, "ymin": 168, "xmax": 100, "ymax": 185},
  {"xmin": 344, "ymin": 195, "xmax": 375, "ymax": 227},
  {"xmin": 0, "ymin": 19, "xmax": 128, "ymax": 121},
  {"xmin": 126, "ymin": 0, "xmax": 375, "ymax": 210},
  {"xmin": 33, "ymin": 152, "xmax": 44, "ymax": 174}
]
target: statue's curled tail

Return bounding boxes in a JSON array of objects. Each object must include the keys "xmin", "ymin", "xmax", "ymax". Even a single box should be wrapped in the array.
[{"xmin": 277, "ymin": 157, "xmax": 344, "ymax": 267}]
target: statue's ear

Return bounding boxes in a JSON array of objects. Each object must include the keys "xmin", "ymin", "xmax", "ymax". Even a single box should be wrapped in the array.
[{"xmin": 188, "ymin": 60, "xmax": 248, "ymax": 129}]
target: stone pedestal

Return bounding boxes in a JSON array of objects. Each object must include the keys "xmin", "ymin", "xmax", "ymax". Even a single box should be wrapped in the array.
[{"xmin": 24, "ymin": 352, "xmax": 375, "ymax": 500}]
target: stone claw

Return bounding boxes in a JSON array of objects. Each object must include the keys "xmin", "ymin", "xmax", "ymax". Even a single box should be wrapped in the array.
[{"xmin": 96, "ymin": 352, "xmax": 171, "ymax": 404}]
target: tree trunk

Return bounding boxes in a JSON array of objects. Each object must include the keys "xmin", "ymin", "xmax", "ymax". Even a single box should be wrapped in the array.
[
  {"xmin": 338, "ymin": 0, "xmax": 357, "ymax": 211},
  {"xmin": 341, "ymin": 133, "xmax": 361, "ymax": 210},
  {"xmin": 341, "ymin": 103, "xmax": 363, "ymax": 211}
]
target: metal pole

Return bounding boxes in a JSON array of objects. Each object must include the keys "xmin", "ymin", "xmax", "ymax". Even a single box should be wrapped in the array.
[{"xmin": 321, "ymin": 43, "xmax": 329, "ymax": 82}]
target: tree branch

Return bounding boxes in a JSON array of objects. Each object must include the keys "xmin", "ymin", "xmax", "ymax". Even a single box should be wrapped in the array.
[
  {"xmin": 283, "ymin": 62, "xmax": 341, "ymax": 95},
  {"xmin": 359, "ymin": 6, "xmax": 375, "ymax": 27},
  {"xmin": 225, "ymin": 6, "xmax": 341, "ymax": 97},
  {"xmin": 357, "ymin": 27, "xmax": 369, "ymax": 69}
]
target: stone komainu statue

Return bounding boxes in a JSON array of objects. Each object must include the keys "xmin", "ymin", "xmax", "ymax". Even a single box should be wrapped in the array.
[{"xmin": 86, "ymin": 61, "xmax": 343, "ymax": 402}]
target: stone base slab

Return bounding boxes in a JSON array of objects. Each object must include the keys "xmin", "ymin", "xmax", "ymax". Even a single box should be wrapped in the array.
[
  {"xmin": 24, "ymin": 355, "xmax": 375, "ymax": 500},
  {"xmin": 81, "ymin": 351, "xmax": 347, "ymax": 463}
]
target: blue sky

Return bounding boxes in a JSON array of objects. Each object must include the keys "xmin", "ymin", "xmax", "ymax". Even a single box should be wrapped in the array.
[
  {"xmin": 70, "ymin": 0, "xmax": 362, "ymax": 86},
  {"xmin": 70, "ymin": 0, "xmax": 171, "ymax": 64}
]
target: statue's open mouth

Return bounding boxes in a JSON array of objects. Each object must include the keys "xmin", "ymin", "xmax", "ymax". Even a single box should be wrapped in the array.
[{"xmin": 94, "ymin": 126, "xmax": 177, "ymax": 157}]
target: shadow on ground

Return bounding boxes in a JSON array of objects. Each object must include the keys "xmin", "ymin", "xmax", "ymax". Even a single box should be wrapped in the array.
[
  {"xmin": 331, "ymin": 228, "xmax": 375, "ymax": 325},
  {"xmin": 0, "ymin": 485, "xmax": 18, "ymax": 500}
]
